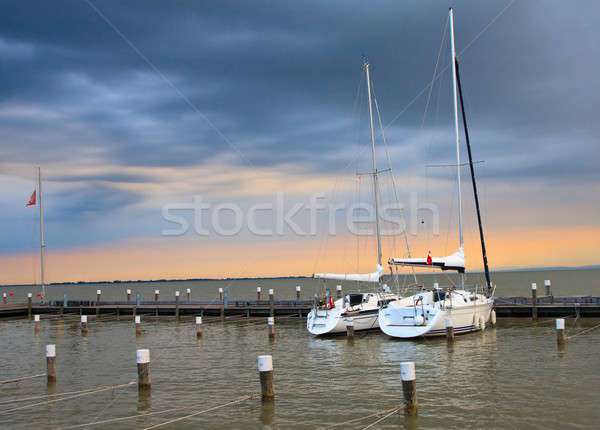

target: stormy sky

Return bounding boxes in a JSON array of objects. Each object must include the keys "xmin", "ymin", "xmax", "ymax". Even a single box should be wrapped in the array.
[{"xmin": 1, "ymin": 0, "xmax": 599, "ymax": 281}]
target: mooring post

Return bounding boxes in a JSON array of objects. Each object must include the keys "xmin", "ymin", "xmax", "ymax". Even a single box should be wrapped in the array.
[
  {"xmin": 556, "ymin": 318, "xmax": 566, "ymax": 346},
  {"xmin": 268, "ymin": 317, "xmax": 275, "ymax": 339},
  {"xmin": 46, "ymin": 344, "xmax": 57, "ymax": 384},
  {"xmin": 136, "ymin": 349, "xmax": 151, "ymax": 389},
  {"xmin": 490, "ymin": 310, "xmax": 497, "ymax": 328},
  {"xmin": 544, "ymin": 279, "xmax": 552, "ymax": 297},
  {"xmin": 96, "ymin": 289, "xmax": 101, "ymax": 317},
  {"xmin": 336, "ymin": 285, "xmax": 342, "ymax": 299},
  {"xmin": 446, "ymin": 318, "xmax": 454, "ymax": 342},
  {"xmin": 269, "ymin": 289, "xmax": 274, "ymax": 317},
  {"xmin": 34, "ymin": 314, "xmax": 41, "ymax": 333},
  {"xmin": 219, "ymin": 288, "xmax": 224, "ymax": 319},
  {"xmin": 257, "ymin": 355, "xmax": 274, "ymax": 402},
  {"xmin": 154, "ymin": 290, "xmax": 160, "ymax": 317},
  {"xmin": 400, "ymin": 362, "xmax": 418, "ymax": 416},
  {"xmin": 219, "ymin": 287, "xmax": 224, "ymax": 301},
  {"xmin": 26, "ymin": 293, "xmax": 33, "ymax": 320},
  {"xmin": 81, "ymin": 315, "xmax": 88, "ymax": 336},
  {"xmin": 175, "ymin": 291, "xmax": 180, "ymax": 321},
  {"xmin": 127, "ymin": 289, "xmax": 132, "ymax": 304},
  {"xmin": 346, "ymin": 319, "xmax": 355, "ymax": 338},
  {"xmin": 531, "ymin": 283, "xmax": 538, "ymax": 320},
  {"xmin": 2, "ymin": 292, "xmax": 6, "ymax": 304},
  {"xmin": 195, "ymin": 316, "xmax": 203, "ymax": 338},
  {"xmin": 257, "ymin": 286, "xmax": 262, "ymax": 301},
  {"xmin": 296, "ymin": 285, "xmax": 301, "ymax": 300},
  {"xmin": 135, "ymin": 315, "xmax": 142, "ymax": 336},
  {"xmin": 186, "ymin": 288, "xmax": 191, "ymax": 303}
]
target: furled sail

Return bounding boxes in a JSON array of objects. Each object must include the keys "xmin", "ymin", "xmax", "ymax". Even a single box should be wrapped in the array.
[
  {"xmin": 389, "ymin": 248, "xmax": 465, "ymax": 273},
  {"xmin": 314, "ymin": 264, "xmax": 383, "ymax": 283}
]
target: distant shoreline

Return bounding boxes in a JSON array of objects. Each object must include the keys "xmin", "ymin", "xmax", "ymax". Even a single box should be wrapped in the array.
[{"xmin": 2, "ymin": 265, "xmax": 599, "ymax": 288}]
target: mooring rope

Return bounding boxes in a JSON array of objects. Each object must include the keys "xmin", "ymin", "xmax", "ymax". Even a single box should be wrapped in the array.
[
  {"xmin": 360, "ymin": 407, "xmax": 400, "ymax": 430},
  {"xmin": 139, "ymin": 395, "xmax": 254, "ymax": 430},
  {"xmin": 0, "ymin": 373, "xmax": 45, "ymax": 385},
  {"xmin": 0, "ymin": 381, "xmax": 135, "ymax": 416},
  {"xmin": 0, "ymin": 385, "xmax": 121, "ymax": 405},
  {"xmin": 566, "ymin": 321, "xmax": 600, "ymax": 340},
  {"xmin": 318, "ymin": 407, "xmax": 398, "ymax": 429}
]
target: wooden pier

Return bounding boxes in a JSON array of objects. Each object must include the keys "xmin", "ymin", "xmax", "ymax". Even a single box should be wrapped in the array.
[{"xmin": 1, "ymin": 296, "xmax": 599, "ymax": 319}]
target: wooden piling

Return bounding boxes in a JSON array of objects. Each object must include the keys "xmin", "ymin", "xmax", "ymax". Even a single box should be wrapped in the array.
[
  {"xmin": 257, "ymin": 286, "xmax": 262, "ymax": 301},
  {"xmin": 400, "ymin": 362, "xmax": 418, "ymax": 416},
  {"xmin": 96, "ymin": 289, "xmax": 101, "ymax": 316},
  {"xmin": 34, "ymin": 314, "xmax": 41, "ymax": 333},
  {"xmin": 135, "ymin": 315, "xmax": 142, "ymax": 336},
  {"xmin": 445, "ymin": 318, "xmax": 454, "ymax": 342},
  {"xmin": 544, "ymin": 279, "xmax": 552, "ymax": 297},
  {"xmin": 46, "ymin": 344, "xmax": 57, "ymax": 384},
  {"xmin": 127, "ymin": 289, "xmax": 132, "ymax": 304},
  {"xmin": 556, "ymin": 318, "xmax": 566, "ymax": 345},
  {"xmin": 346, "ymin": 319, "xmax": 355, "ymax": 338},
  {"xmin": 186, "ymin": 288, "xmax": 191, "ymax": 303},
  {"xmin": 136, "ymin": 349, "xmax": 151, "ymax": 389},
  {"xmin": 175, "ymin": 291, "xmax": 180, "ymax": 321},
  {"xmin": 267, "ymin": 317, "xmax": 275, "ymax": 339},
  {"xmin": 27, "ymin": 293, "xmax": 33, "ymax": 320},
  {"xmin": 531, "ymin": 283, "xmax": 538, "ymax": 320},
  {"xmin": 81, "ymin": 315, "xmax": 88, "ymax": 336},
  {"xmin": 336, "ymin": 285, "xmax": 342, "ymax": 299},
  {"xmin": 154, "ymin": 290, "xmax": 160, "ymax": 317},
  {"xmin": 219, "ymin": 287, "xmax": 224, "ymax": 319},
  {"xmin": 195, "ymin": 316, "xmax": 203, "ymax": 338},
  {"xmin": 257, "ymin": 355, "xmax": 274, "ymax": 402},
  {"xmin": 2, "ymin": 292, "xmax": 6, "ymax": 304},
  {"xmin": 269, "ymin": 289, "xmax": 274, "ymax": 317},
  {"xmin": 296, "ymin": 285, "xmax": 301, "ymax": 300}
]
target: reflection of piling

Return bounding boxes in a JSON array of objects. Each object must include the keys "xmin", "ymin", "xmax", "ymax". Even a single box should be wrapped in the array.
[
  {"xmin": 46, "ymin": 344, "xmax": 57, "ymax": 384},
  {"xmin": 196, "ymin": 316, "xmax": 203, "ymax": 338},
  {"xmin": 135, "ymin": 315, "xmax": 142, "ymax": 336},
  {"xmin": 267, "ymin": 317, "xmax": 275, "ymax": 339},
  {"xmin": 556, "ymin": 318, "xmax": 566, "ymax": 346},
  {"xmin": 257, "ymin": 355, "xmax": 274, "ymax": 402},
  {"xmin": 296, "ymin": 286, "xmax": 301, "ymax": 300},
  {"xmin": 346, "ymin": 320, "xmax": 354, "ymax": 338},
  {"xmin": 446, "ymin": 318, "xmax": 454, "ymax": 342},
  {"xmin": 34, "ymin": 314, "xmax": 41, "ymax": 333},
  {"xmin": 27, "ymin": 293, "xmax": 33, "ymax": 320},
  {"xmin": 400, "ymin": 362, "xmax": 418, "ymax": 416},
  {"xmin": 96, "ymin": 289, "xmax": 101, "ymax": 316},
  {"xmin": 81, "ymin": 315, "xmax": 88, "ymax": 336},
  {"xmin": 531, "ymin": 283, "xmax": 538, "ymax": 320},
  {"xmin": 175, "ymin": 291, "xmax": 180, "ymax": 320},
  {"xmin": 336, "ymin": 285, "xmax": 342, "ymax": 299},
  {"xmin": 269, "ymin": 289, "xmax": 274, "ymax": 317},
  {"xmin": 257, "ymin": 287, "xmax": 262, "ymax": 301},
  {"xmin": 136, "ymin": 349, "xmax": 151, "ymax": 389}
]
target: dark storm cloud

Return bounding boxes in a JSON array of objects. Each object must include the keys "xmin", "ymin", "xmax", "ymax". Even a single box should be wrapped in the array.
[{"xmin": 0, "ymin": 1, "xmax": 599, "ymax": 190}]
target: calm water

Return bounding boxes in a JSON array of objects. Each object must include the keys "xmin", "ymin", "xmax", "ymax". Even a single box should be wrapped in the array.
[
  {"xmin": 0, "ymin": 316, "xmax": 599, "ymax": 429},
  {"xmin": 3, "ymin": 268, "xmax": 600, "ymax": 303}
]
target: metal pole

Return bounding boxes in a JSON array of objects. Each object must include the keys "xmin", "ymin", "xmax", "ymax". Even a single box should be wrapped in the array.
[{"xmin": 38, "ymin": 167, "xmax": 46, "ymax": 301}]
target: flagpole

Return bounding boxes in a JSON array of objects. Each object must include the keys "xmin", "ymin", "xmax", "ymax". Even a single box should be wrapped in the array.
[{"xmin": 38, "ymin": 167, "xmax": 46, "ymax": 301}]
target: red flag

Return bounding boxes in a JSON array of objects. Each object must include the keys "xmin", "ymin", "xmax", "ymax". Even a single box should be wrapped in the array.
[
  {"xmin": 426, "ymin": 251, "xmax": 432, "ymax": 266},
  {"xmin": 26, "ymin": 190, "xmax": 36, "ymax": 207}
]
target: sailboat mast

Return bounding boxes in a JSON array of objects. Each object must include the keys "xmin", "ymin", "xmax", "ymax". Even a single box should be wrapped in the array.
[
  {"xmin": 364, "ymin": 61, "xmax": 383, "ymax": 268},
  {"xmin": 38, "ymin": 167, "xmax": 46, "ymax": 300},
  {"xmin": 449, "ymin": 8, "xmax": 465, "ymax": 288}
]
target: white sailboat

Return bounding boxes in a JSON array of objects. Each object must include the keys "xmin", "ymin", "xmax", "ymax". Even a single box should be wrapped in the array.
[
  {"xmin": 307, "ymin": 61, "xmax": 398, "ymax": 336},
  {"xmin": 379, "ymin": 8, "xmax": 494, "ymax": 339}
]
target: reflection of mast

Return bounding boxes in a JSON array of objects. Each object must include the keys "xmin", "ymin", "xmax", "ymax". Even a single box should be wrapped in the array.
[
  {"xmin": 364, "ymin": 61, "xmax": 383, "ymax": 268},
  {"xmin": 37, "ymin": 167, "xmax": 46, "ymax": 300},
  {"xmin": 449, "ymin": 8, "xmax": 464, "ymax": 288}
]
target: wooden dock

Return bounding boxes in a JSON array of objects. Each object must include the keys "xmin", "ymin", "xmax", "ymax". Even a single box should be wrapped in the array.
[{"xmin": 1, "ymin": 296, "xmax": 599, "ymax": 319}]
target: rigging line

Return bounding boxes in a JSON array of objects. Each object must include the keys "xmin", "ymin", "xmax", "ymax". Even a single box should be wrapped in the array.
[
  {"xmin": 83, "ymin": 0, "xmax": 254, "ymax": 168},
  {"xmin": 384, "ymin": 0, "xmax": 517, "ymax": 131},
  {"xmin": 421, "ymin": 14, "xmax": 449, "ymax": 129}
]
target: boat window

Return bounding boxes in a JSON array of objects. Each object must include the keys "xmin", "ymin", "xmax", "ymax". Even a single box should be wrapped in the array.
[
  {"xmin": 348, "ymin": 294, "xmax": 363, "ymax": 306},
  {"xmin": 433, "ymin": 290, "xmax": 446, "ymax": 302}
]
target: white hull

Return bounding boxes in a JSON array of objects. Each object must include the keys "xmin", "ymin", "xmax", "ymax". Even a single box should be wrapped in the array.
[
  {"xmin": 379, "ymin": 290, "xmax": 493, "ymax": 338},
  {"xmin": 307, "ymin": 293, "xmax": 394, "ymax": 336}
]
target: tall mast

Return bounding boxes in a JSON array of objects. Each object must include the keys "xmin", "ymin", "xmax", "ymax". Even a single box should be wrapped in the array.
[
  {"xmin": 38, "ymin": 167, "xmax": 46, "ymax": 300},
  {"xmin": 449, "ymin": 9, "xmax": 465, "ymax": 289},
  {"xmin": 364, "ymin": 61, "xmax": 383, "ymax": 268}
]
